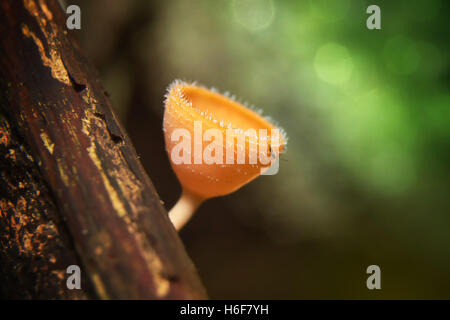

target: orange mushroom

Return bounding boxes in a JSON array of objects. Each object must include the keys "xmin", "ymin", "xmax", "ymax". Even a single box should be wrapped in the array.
[{"xmin": 163, "ymin": 80, "xmax": 286, "ymax": 230}]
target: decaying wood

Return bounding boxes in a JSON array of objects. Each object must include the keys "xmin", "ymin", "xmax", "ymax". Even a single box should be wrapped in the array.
[
  {"xmin": 0, "ymin": 118, "xmax": 93, "ymax": 299},
  {"xmin": 0, "ymin": 0, "xmax": 206, "ymax": 299}
]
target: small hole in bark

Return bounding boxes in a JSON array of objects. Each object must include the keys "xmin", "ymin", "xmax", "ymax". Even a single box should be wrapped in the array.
[
  {"xmin": 93, "ymin": 112, "xmax": 105, "ymax": 120},
  {"xmin": 63, "ymin": 62, "xmax": 86, "ymax": 92},
  {"xmin": 92, "ymin": 112, "xmax": 123, "ymax": 144},
  {"xmin": 160, "ymin": 272, "xmax": 180, "ymax": 283},
  {"xmin": 63, "ymin": 60, "xmax": 86, "ymax": 92},
  {"xmin": 68, "ymin": 73, "xmax": 86, "ymax": 92},
  {"xmin": 109, "ymin": 132, "xmax": 123, "ymax": 144}
]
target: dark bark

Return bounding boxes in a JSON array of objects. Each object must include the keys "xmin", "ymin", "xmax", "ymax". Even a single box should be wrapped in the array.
[{"xmin": 0, "ymin": 0, "xmax": 206, "ymax": 299}]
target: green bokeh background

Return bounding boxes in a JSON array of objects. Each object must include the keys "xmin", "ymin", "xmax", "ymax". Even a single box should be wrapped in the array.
[{"xmin": 75, "ymin": 0, "xmax": 449, "ymax": 298}]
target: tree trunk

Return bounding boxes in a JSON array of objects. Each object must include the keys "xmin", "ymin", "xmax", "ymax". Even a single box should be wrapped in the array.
[{"xmin": 0, "ymin": 0, "xmax": 206, "ymax": 299}]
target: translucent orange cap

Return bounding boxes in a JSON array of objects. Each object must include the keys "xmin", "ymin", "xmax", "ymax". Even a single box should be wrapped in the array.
[{"xmin": 163, "ymin": 80, "xmax": 286, "ymax": 201}]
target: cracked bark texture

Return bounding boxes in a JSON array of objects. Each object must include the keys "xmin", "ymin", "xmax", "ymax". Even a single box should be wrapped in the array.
[{"xmin": 0, "ymin": 0, "xmax": 206, "ymax": 299}]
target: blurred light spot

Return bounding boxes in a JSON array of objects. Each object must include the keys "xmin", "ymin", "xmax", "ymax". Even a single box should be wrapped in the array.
[
  {"xmin": 233, "ymin": 0, "xmax": 275, "ymax": 31},
  {"xmin": 383, "ymin": 36, "xmax": 420, "ymax": 75},
  {"xmin": 314, "ymin": 43, "xmax": 353, "ymax": 85}
]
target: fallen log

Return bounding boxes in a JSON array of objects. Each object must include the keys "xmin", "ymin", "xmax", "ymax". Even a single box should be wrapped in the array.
[{"xmin": 0, "ymin": 0, "xmax": 206, "ymax": 299}]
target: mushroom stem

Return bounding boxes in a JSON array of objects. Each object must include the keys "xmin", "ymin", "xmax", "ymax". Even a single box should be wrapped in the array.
[{"xmin": 169, "ymin": 190, "xmax": 204, "ymax": 230}]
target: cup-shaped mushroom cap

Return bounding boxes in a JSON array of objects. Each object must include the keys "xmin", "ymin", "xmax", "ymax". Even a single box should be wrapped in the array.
[{"xmin": 163, "ymin": 80, "xmax": 286, "ymax": 200}]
